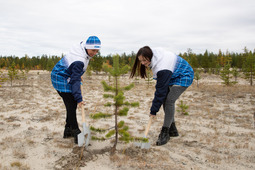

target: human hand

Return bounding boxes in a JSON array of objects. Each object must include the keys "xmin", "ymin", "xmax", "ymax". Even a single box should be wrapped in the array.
[
  {"xmin": 149, "ymin": 114, "xmax": 156, "ymax": 118},
  {"xmin": 78, "ymin": 101, "xmax": 85, "ymax": 108}
]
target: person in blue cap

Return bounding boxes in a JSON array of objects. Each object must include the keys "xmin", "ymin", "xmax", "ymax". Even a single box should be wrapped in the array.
[
  {"xmin": 130, "ymin": 46, "xmax": 194, "ymax": 146},
  {"xmin": 51, "ymin": 36, "xmax": 101, "ymax": 144}
]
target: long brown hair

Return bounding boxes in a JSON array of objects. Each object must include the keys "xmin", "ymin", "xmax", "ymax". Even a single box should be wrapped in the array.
[{"xmin": 130, "ymin": 46, "xmax": 153, "ymax": 78}]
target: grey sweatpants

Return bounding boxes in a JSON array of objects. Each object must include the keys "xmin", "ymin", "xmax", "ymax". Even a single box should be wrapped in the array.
[{"xmin": 163, "ymin": 85, "xmax": 188, "ymax": 127}]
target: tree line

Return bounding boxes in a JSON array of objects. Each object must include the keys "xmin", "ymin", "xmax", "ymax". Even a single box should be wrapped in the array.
[
  {"xmin": 0, "ymin": 47, "xmax": 254, "ymax": 85},
  {"xmin": 0, "ymin": 54, "xmax": 63, "ymax": 71}
]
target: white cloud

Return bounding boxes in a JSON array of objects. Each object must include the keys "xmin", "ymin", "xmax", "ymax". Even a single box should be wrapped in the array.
[{"xmin": 0, "ymin": 0, "xmax": 254, "ymax": 57}]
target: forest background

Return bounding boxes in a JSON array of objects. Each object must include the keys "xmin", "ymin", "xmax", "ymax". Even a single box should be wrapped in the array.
[{"xmin": 0, "ymin": 47, "xmax": 254, "ymax": 86}]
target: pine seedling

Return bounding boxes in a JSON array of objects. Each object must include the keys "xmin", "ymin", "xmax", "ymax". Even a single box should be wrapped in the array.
[
  {"xmin": 0, "ymin": 71, "xmax": 8, "ymax": 87},
  {"xmin": 8, "ymin": 61, "xmax": 19, "ymax": 86},
  {"xmin": 232, "ymin": 67, "xmax": 239, "ymax": 83},
  {"xmin": 194, "ymin": 71, "xmax": 201, "ymax": 88},
  {"xmin": 19, "ymin": 69, "xmax": 28, "ymax": 86},
  {"xmin": 220, "ymin": 62, "xmax": 237, "ymax": 86},
  {"xmin": 145, "ymin": 68, "xmax": 153, "ymax": 87},
  {"xmin": 177, "ymin": 100, "xmax": 189, "ymax": 115},
  {"xmin": 90, "ymin": 54, "xmax": 141, "ymax": 153}
]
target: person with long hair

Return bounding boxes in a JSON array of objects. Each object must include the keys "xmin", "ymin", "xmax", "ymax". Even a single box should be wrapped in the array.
[{"xmin": 130, "ymin": 46, "xmax": 194, "ymax": 146}]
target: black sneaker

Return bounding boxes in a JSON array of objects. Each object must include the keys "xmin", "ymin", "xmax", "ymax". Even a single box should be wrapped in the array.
[
  {"xmin": 169, "ymin": 122, "xmax": 179, "ymax": 137},
  {"xmin": 156, "ymin": 126, "xmax": 170, "ymax": 146}
]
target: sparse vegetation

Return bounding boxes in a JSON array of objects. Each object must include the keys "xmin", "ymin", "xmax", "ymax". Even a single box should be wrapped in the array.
[
  {"xmin": 220, "ymin": 61, "xmax": 237, "ymax": 86},
  {"xmin": 8, "ymin": 61, "xmax": 19, "ymax": 86},
  {"xmin": 11, "ymin": 161, "xmax": 22, "ymax": 168},
  {"xmin": 0, "ymin": 70, "xmax": 254, "ymax": 169},
  {"xmin": 242, "ymin": 47, "xmax": 255, "ymax": 86},
  {"xmin": 13, "ymin": 149, "xmax": 26, "ymax": 159},
  {"xmin": 177, "ymin": 100, "xmax": 189, "ymax": 115},
  {"xmin": 10, "ymin": 161, "xmax": 30, "ymax": 169},
  {"xmin": 145, "ymin": 68, "xmax": 153, "ymax": 87},
  {"xmin": 0, "ymin": 70, "xmax": 8, "ymax": 87},
  {"xmin": 194, "ymin": 70, "xmax": 201, "ymax": 87}
]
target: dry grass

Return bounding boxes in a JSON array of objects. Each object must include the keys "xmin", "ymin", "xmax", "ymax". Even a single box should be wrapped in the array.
[
  {"xmin": 41, "ymin": 126, "xmax": 49, "ymax": 132},
  {"xmin": 26, "ymin": 139, "xmax": 36, "ymax": 146},
  {"xmin": 108, "ymin": 147, "xmax": 176, "ymax": 170},
  {"xmin": 4, "ymin": 116, "xmax": 20, "ymax": 122},
  {"xmin": 13, "ymin": 149, "xmax": 27, "ymax": 159},
  {"xmin": 10, "ymin": 161, "xmax": 30, "ymax": 170},
  {"xmin": 10, "ymin": 162, "xmax": 22, "ymax": 168}
]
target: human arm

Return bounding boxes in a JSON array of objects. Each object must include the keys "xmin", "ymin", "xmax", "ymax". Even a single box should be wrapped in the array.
[
  {"xmin": 68, "ymin": 61, "xmax": 84, "ymax": 103},
  {"xmin": 150, "ymin": 70, "xmax": 172, "ymax": 115}
]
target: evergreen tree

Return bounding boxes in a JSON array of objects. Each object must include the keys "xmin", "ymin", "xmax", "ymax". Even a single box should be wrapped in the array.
[
  {"xmin": 208, "ymin": 52, "xmax": 217, "ymax": 74},
  {"xmin": 19, "ymin": 69, "xmax": 28, "ymax": 86},
  {"xmin": 215, "ymin": 64, "xmax": 221, "ymax": 75},
  {"xmin": 232, "ymin": 67, "xmax": 239, "ymax": 82},
  {"xmin": 242, "ymin": 49, "xmax": 255, "ymax": 86},
  {"xmin": 89, "ymin": 52, "xmax": 103, "ymax": 74},
  {"xmin": 0, "ymin": 71, "xmax": 8, "ymax": 87},
  {"xmin": 46, "ymin": 58, "xmax": 54, "ymax": 71},
  {"xmin": 217, "ymin": 49, "xmax": 224, "ymax": 67},
  {"xmin": 90, "ymin": 54, "xmax": 142, "ymax": 153},
  {"xmin": 220, "ymin": 61, "xmax": 236, "ymax": 86},
  {"xmin": 8, "ymin": 61, "xmax": 19, "ymax": 86},
  {"xmin": 201, "ymin": 50, "xmax": 210, "ymax": 73},
  {"xmin": 145, "ymin": 68, "xmax": 153, "ymax": 87},
  {"xmin": 194, "ymin": 71, "xmax": 201, "ymax": 87}
]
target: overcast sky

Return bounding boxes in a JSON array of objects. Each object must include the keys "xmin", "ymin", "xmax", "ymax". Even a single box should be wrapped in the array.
[{"xmin": 0, "ymin": 0, "xmax": 254, "ymax": 57}]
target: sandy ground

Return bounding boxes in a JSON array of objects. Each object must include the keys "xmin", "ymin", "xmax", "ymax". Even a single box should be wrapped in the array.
[{"xmin": 0, "ymin": 70, "xmax": 254, "ymax": 170}]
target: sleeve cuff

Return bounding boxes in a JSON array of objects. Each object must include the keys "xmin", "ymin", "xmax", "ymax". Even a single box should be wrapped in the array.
[
  {"xmin": 77, "ymin": 98, "xmax": 82, "ymax": 103},
  {"xmin": 150, "ymin": 111, "xmax": 156, "ymax": 115}
]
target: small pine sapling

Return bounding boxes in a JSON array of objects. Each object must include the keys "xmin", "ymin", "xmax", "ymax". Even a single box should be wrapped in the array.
[
  {"xmin": 0, "ymin": 71, "xmax": 8, "ymax": 87},
  {"xmin": 90, "ymin": 54, "xmax": 142, "ymax": 153},
  {"xmin": 8, "ymin": 61, "xmax": 19, "ymax": 86},
  {"xmin": 194, "ymin": 70, "xmax": 201, "ymax": 88},
  {"xmin": 19, "ymin": 69, "xmax": 29, "ymax": 86},
  {"xmin": 177, "ymin": 100, "xmax": 189, "ymax": 115},
  {"xmin": 220, "ymin": 62, "xmax": 237, "ymax": 86},
  {"xmin": 232, "ymin": 67, "xmax": 239, "ymax": 83},
  {"xmin": 145, "ymin": 68, "xmax": 153, "ymax": 87}
]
